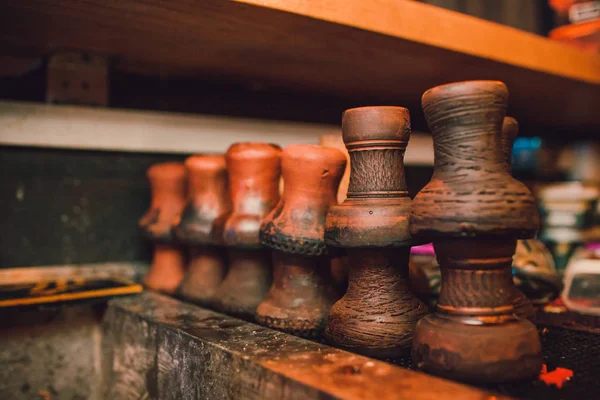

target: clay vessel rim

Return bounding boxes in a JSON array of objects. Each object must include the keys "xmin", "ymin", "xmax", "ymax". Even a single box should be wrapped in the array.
[
  {"xmin": 185, "ymin": 154, "xmax": 226, "ymax": 170},
  {"xmin": 341, "ymin": 106, "xmax": 411, "ymax": 143},
  {"xmin": 422, "ymin": 80, "xmax": 508, "ymax": 104},
  {"xmin": 283, "ymin": 144, "xmax": 347, "ymax": 164},
  {"xmin": 147, "ymin": 162, "xmax": 186, "ymax": 178},
  {"xmin": 227, "ymin": 142, "xmax": 282, "ymax": 160},
  {"xmin": 343, "ymin": 105, "xmax": 409, "ymax": 115}
]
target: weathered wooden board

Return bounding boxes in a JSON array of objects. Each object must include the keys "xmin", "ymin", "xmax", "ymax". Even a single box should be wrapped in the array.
[
  {"xmin": 103, "ymin": 292, "xmax": 507, "ymax": 399},
  {"xmin": 1, "ymin": 0, "xmax": 599, "ymax": 135}
]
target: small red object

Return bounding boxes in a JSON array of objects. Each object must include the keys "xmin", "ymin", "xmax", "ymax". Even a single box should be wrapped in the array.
[{"xmin": 539, "ymin": 364, "xmax": 574, "ymax": 388}]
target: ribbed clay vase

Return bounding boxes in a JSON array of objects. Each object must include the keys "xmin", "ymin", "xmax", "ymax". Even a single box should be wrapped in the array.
[
  {"xmin": 324, "ymin": 106, "xmax": 428, "ymax": 359},
  {"xmin": 410, "ymin": 81, "xmax": 542, "ymax": 383}
]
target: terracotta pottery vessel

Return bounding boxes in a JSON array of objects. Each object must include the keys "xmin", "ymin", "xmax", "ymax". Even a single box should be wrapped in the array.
[
  {"xmin": 324, "ymin": 106, "xmax": 428, "ymax": 359},
  {"xmin": 256, "ymin": 144, "xmax": 347, "ymax": 337},
  {"xmin": 410, "ymin": 81, "xmax": 542, "ymax": 383},
  {"xmin": 173, "ymin": 154, "xmax": 231, "ymax": 305},
  {"xmin": 320, "ymin": 133, "xmax": 351, "ymax": 293},
  {"xmin": 501, "ymin": 117, "xmax": 536, "ymax": 320},
  {"xmin": 212, "ymin": 143, "xmax": 281, "ymax": 320},
  {"xmin": 139, "ymin": 162, "xmax": 187, "ymax": 294}
]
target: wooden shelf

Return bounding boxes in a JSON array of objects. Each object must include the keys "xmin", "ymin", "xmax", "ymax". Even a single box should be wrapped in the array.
[{"xmin": 1, "ymin": 0, "xmax": 599, "ymax": 135}]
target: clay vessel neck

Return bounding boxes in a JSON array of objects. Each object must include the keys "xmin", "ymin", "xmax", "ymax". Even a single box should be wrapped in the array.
[
  {"xmin": 177, "ymin": 247, "xmax": 227, "ymax": 304},
  {"xmin": 227, "ymin": 144, "xmax": 281, "ymax": 216},
  {"xmin": 434, "ymin": 238, "xmax": 518, "ymax": 320},
  {"xmin": 422, "ymin": 81, "xmax": 508, "ymax": 179},
  {"xmin": 280, "ymin": 154, "xmax": 343, "ymax": 213},
  {"xmin": 213, "ymin": 248, "xmax": 272, "ymax": 319},
  {"xmin": 267, "ymin": 251, "xmax": 335, "ymax": 307},
  {"xmin": 188, "ymin": 170, "xmax": 229, "ymax": 210},
  {"xmin": 346, "ymin": 138, "xmax": 408, "ymax": 198}
]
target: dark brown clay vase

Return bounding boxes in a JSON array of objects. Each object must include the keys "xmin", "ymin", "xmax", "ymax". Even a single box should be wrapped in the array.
[
  {"xmin": 212, "ymin": 143, "xmax": 281, "ymax": 320},
  {"xmin": 139, "ymin": 162, "xmax": 187, "ymax": 294},
  {"xmin": 324, "ymin": 106, "xmax": 428, "ymax": 359},
  {"xmin": 256, "ymin": 144, "xmax": 347, "ymax": 338},
  {"xmin": 410, "ymin": 81, "xmax": 542, "ymax": 383},
  {"xmin": 501, "ymin": 117, "xmax": 535, "ymax": 320},
  {"xmin": 173, "ymin": 154, "xmax": 231, "ymax": 305}
]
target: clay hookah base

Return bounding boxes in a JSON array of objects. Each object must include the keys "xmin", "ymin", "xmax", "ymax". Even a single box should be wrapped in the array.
[
  {"xmin": 212, "ymin": 248, "xmax": 272, "ymax": 321},
  {"xmin": 144, "ymin": 243, "xmax": 186, "ymax": 295},
  {"xmin": 412, "ymin": 313, "xmax": 542, "ymax": 383},
  {"xmin": 256, "ymin": 301, "xmax": 330, "ymax": 339},
  {"xmin": 255, "ymin": 252, "xmax": 337, "ymax": 338},
  {"xmin": 177, "ymin": 247, "xmax": 227, "ymax": 307},
  {"xmin": 325, "ymin": 248, "xmax": 428, "ymax": 359}
]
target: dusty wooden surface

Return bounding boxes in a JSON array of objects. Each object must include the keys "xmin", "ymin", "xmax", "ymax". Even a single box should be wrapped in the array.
[
  {"xmin": 1, "ymin": 0, "xmax": 599, "ymax": 135},
  {"xmin": 0, "ymin": 304, "xmax": 104, "ymax": 400},
  {"xmin": 103, "ymin": 291, "xmax": 507, "ymax": 400}
]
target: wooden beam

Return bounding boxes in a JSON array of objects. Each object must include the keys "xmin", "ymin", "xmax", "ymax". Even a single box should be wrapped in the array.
[
  {"xmin": 0, "ymin": 101, "xmax": 434, "ymax": 165},
  {"xmin": 103, "ymin": 292, "xmax": 509, "ymax": 399},
  {"xmin": 0, "ymin": 0, "xmax": 598, "ymax": 135},
  {"xmin": 238, "ymin": 0, "xmax": 600, "ymax": 84}
]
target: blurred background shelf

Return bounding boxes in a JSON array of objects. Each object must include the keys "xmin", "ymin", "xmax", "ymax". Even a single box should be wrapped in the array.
[{"xmin": 1, "ymin": 0, "xmax": 599, "ymax": 136}]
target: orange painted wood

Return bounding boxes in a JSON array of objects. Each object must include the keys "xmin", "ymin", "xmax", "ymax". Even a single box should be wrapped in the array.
[{"xmin": 1, "ymin": 0, "xmax": 599, "ymax": 134}]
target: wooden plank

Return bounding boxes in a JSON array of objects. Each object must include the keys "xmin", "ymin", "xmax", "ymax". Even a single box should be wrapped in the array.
[
  {"xmin": 0, "ymin": 101, "xmax": 434, "ymax": 165},
  {"xmin": 103, "ymin": 291, "xmax": 508, "ymax": 400},
  {"xmin": 239, "ymin": 0, "xmax": 598, "ymax": 83},
  {"xmin": 0, "ymin": 262, "xmax": 146, "ymax": 308},
  {"xmin": 0, "ymin": 262, "xmax": 148, "ymax": 285},
  {"xmin": 0, "ymin": 0, "xmax": 598, "ymax": 135}
]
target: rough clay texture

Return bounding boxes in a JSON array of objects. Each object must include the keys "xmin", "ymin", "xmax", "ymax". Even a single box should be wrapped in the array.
[
  {"xmin": 347, "ymin": 149, "xmax": 405, "ymax": 196},
  {"xmin": 410, "ymin": 82, "xmax": 539, "ymax": 239},
  {"xmin": 326, "ymin": 248, "xmax": 428, "ymax": 358},
  {"xmin": 409, "ymin": 81, "xmax": 542, "ymax": 383}
]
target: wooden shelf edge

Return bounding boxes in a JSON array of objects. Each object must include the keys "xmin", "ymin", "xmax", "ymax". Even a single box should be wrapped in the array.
[
  {"xmin": 0, "ymin": 101, "xmax": 434, "ymax": 165},
  {"xmin": 238, "ymin": 0, "xmax": 600, "ymax": 85}
]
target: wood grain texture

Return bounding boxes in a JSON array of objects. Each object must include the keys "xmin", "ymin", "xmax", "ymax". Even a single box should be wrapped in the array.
[
  {"xmin": 1, "ymin": 0, "xmax": 599, "ymax": 135},
  {"xmin": 325, "ymin": 107, "xmax": 427, "ymax": 358},
  {"xmin": 409, "ymin": 81, "xmax": 542, "ymax": 383}
]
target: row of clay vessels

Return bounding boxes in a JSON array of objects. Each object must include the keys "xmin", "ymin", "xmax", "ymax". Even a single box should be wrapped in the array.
[{"xmin": 139, "ymin": 80, "xmax": 543, "ymax": 384}]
